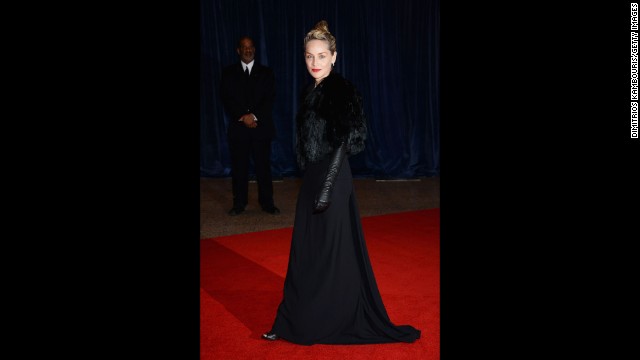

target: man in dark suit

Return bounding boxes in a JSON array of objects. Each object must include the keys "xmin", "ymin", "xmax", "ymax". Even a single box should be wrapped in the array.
[{"xmin": 221, "ymin": 36, "xmax": 280, "ymax": 216}]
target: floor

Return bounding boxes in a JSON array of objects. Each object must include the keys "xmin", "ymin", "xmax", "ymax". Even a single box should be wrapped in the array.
[{"xmin": 200, "ymin": 175, "xmax": 440, "ymax": 239}]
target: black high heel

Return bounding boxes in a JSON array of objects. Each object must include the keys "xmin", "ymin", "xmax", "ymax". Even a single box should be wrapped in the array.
[{"xmin": 261, "ymin": 331, "xmax": 279, "ymax": 341}]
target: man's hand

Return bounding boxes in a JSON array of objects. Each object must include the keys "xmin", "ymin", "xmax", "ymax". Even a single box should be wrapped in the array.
[{"xmin": 241, "ymin": 114, "xmax": 257, "ymax": 128}]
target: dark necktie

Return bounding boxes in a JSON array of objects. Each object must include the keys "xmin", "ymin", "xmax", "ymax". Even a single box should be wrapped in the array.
[{"xmin": 244, "ymin": 67, "xmax": 249, "ymax": 77}]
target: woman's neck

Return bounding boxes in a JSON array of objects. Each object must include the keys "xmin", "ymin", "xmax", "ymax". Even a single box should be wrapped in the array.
[{"xmin": 314, "ymin": 71, "xmax": 332, "ymax": 87}]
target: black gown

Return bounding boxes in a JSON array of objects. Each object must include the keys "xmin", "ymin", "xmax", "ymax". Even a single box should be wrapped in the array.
[{"xmin": 269, "ymin": 73, "xmax": 421, "ymax": 345}]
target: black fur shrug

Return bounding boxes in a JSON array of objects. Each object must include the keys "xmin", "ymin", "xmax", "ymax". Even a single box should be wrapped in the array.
[{"xmin": 296, "ymin": 71, "xmax": 367, "ymax": 170}]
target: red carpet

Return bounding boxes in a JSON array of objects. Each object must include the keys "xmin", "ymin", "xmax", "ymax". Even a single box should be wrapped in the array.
[{"xmin": 201, "ymin": 208, "xmax": 440, "ymax": 360}]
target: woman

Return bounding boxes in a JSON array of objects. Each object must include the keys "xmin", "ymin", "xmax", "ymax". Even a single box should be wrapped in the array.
[{"xmin": 262, "ymin": 20, "xmax": 421, "ymax": 345}]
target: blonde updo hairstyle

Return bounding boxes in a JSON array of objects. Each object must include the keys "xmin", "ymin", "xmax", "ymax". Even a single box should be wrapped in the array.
[{"xmin": 304, "ymin": 20, "xmax": 337, "ymax": 54}]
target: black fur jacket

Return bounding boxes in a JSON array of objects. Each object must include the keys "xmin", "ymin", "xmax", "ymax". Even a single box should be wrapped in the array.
[{"xmin": 296, "ymin": 71, "xmax": 367, "ymax": 170}]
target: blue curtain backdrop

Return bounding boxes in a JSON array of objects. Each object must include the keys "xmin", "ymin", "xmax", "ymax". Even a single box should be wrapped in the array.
[{"xmin": 201, "ymin": 0, "xmax": 439, "ymax": 178}]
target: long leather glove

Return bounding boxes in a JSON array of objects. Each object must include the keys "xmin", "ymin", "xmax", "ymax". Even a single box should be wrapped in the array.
[{"xmin": 313, "ymin": 142, "xmax": 348, "ymax": 214}]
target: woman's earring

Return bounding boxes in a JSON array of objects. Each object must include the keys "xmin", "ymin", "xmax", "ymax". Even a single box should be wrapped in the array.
[{"xmin": 332, "ymin": 63, "xmax": 335, "ymax": 67}]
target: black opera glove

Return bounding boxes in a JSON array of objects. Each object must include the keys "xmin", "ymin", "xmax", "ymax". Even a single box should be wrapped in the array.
[{"xmin": 313, "ymin": 142, "xmax": 348, "ymax": 214}]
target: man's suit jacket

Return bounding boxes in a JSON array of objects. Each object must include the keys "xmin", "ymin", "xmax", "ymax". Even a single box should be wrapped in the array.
[{"xmin": 220, "ymin": 62, "xmax": 276, "ymax": 141}]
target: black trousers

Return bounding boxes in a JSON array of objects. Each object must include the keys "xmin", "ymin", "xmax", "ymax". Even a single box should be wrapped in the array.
[{"xmin": 228, "ymin": 137, "xmax": 274, "ymax": 209}]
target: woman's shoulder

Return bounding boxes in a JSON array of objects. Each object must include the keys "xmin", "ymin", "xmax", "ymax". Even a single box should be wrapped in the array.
[
  {"xmin": 324, "ymin": 72, "xmax": 358, "ymax": 99},
  {"xmin": 326, "ymin": 71, "xmax": 354, "ymax": 87}
]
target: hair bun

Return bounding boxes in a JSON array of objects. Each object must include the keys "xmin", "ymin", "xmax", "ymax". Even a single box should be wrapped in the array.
[
  {"xmin": 314, "ymin": 20, "xmax": 330, "ymax": 33},
  {"xmin": 304, "ymin": 20, "xmax": 337, "ymax": 53}
]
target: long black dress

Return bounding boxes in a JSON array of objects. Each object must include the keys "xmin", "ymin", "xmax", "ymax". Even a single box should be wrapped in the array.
[{"xmin": 269, "ymin": 72, "xmax": 421, "ymax": 345}]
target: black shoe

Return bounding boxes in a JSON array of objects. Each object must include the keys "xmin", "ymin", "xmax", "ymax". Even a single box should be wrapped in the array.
[
  {"xmin": 261, "ymin": 331, "xmax": 279, "ymax": 341},
  {"xmin": 262, "ymin": 205, "xmax": 280, "ymax": 215},
  {"xmin": 228, "ymin": 207, "xmax": 245, "ymax": 216}
]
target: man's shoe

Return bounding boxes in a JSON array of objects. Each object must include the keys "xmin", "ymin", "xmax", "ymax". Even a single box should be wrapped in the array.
[
  {"xmin": 261, "ymin": 331, "xmax": 279, "ymax": 341},
  {"xmin": 228, "ymin": 207, "xmax": 245, "ymax": 216},
  {"xmin": 262, "ymin": 205, "xmax": 280, "ymax": 215}
]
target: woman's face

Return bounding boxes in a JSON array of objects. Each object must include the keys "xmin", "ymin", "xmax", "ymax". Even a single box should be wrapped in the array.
[{"xmin": 305, "ymin": 39, "xmax": 337, "ymax": 83}]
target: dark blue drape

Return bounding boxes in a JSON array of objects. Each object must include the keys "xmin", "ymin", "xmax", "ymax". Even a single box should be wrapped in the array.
[{"xmin": 201, "ymin": 0, "xmax": 439, "ymax": 178}]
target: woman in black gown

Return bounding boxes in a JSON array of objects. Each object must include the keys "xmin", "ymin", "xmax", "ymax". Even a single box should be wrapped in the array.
[{"xmin": 262, "ymin": 20, "xmax": 421, "ymax": 345}]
